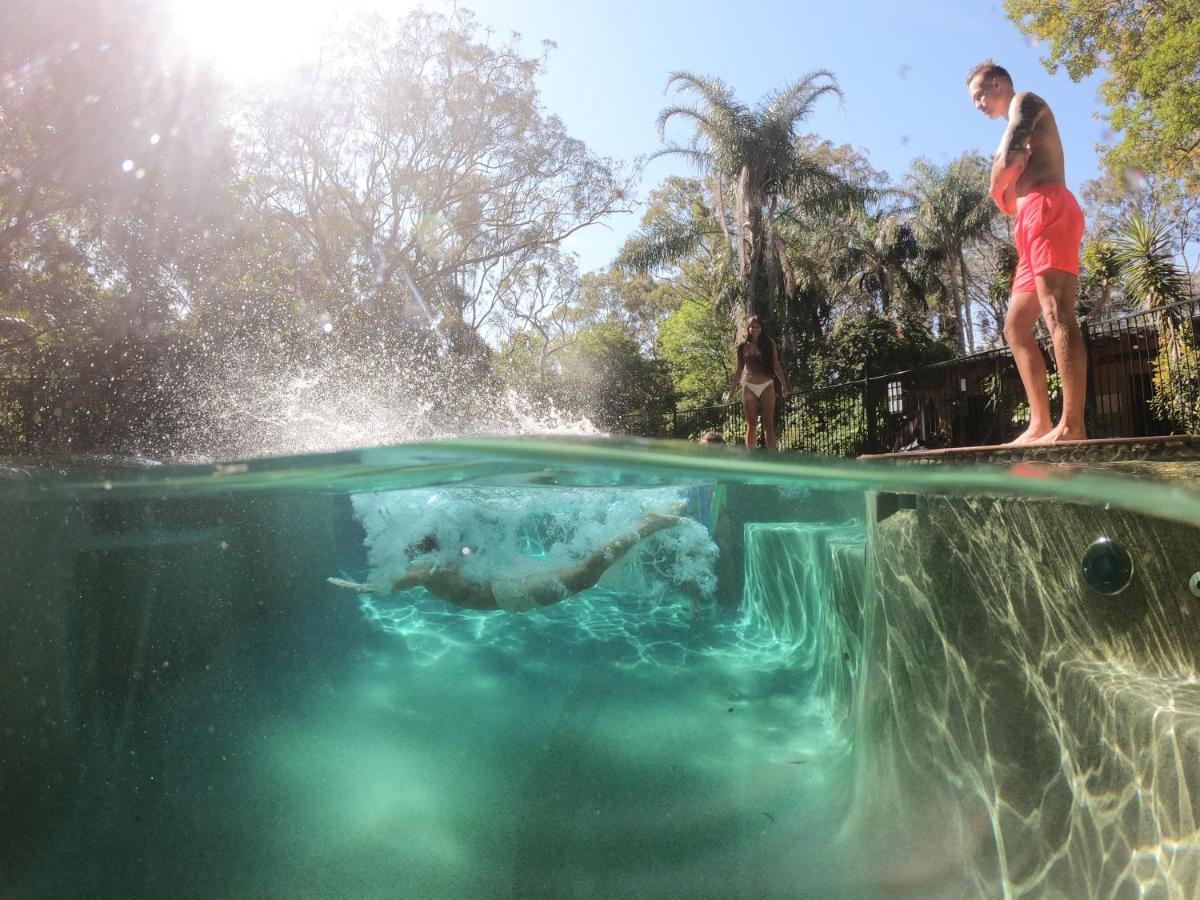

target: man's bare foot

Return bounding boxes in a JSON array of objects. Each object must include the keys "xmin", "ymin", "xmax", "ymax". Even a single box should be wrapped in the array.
[
  {"xmin": 1004, "ymin": 423, "xmax": 1054, "ymax": 446},
  {"xmin": 1043, "ymin": 421, "xmax": 1087, "ymax": 443}
]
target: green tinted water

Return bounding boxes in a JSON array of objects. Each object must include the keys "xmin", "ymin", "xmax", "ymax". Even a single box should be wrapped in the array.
[{"xmin": 4, "ymin": 438, "xmax": 1200, "ymax": 898}]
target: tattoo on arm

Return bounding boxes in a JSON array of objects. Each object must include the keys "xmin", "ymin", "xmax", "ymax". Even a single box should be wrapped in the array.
[{"xmin": 999, "ymin": 92, "xmax": 1045, "ymax": 166}]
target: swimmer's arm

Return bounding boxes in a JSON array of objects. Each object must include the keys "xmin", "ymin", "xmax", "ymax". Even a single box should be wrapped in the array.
[{"xmin": 990, "ymin": 92, "xmax": 1045, "ymax": 213}]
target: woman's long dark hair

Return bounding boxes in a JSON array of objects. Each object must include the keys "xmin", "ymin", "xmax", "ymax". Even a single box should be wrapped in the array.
[{"xmin": 738, "ymin": 315, "xmax": 775, "ymax": 368}]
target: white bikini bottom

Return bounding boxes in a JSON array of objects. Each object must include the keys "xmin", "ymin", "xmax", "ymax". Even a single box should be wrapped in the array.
[{"xmin": 741, "ymin": 379, "xmax": 773, "ymax": 398}]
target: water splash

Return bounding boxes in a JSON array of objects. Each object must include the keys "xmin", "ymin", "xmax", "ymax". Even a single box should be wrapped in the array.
[{"xmin": 172, "ymin": 341, "xmax": 598, "ymax": 461}]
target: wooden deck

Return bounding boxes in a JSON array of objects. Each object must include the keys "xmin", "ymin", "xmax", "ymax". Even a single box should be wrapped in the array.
[{"xmin": 861, "ymin": 434, "xmax": 1200, "ymax": 466}]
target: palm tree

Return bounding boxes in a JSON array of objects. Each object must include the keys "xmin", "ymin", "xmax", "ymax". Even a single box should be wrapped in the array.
[
  {"xmin": 638, "ymin": 70, "xmax": 856, "ymax": 323},
  {"xmin": 901, "ymin": 155, "xmax": 996, "ymax": 352},
  {"xmin": 837, "ymin": 210, "xmax": 934, "ymax": 315},
  {"xmin": 1112, "ymin": 211, "xmax": 1191, "ymax": 311}
]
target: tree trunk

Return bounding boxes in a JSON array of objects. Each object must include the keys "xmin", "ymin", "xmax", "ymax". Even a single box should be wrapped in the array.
[
  {"xmin": 943, "ymin": 240, "xmax": 966, "ymax": 353},
  {"xmin": 959, "ymin": 247, "xmax": 976, "ymax": 352},
  {"xmin": 737, "ymin": 169, "xmax": 772, "ymax": 320}
]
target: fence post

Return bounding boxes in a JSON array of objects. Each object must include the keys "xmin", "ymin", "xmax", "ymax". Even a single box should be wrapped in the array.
[
  {"xmin": 1081, "ymin": 319, "xmax": 1098, "ymax": 435},
  {"xmin": 863, "ymin": 368, "xmax": 876, "ymax": 454}
]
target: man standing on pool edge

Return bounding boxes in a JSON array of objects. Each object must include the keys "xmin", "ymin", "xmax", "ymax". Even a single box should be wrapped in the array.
[{"xmin": 968, "ymin": 60, "xmax": 1087, "ymax": 444}]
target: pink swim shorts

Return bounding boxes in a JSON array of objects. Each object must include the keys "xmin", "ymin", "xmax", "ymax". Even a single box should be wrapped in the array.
[{"xmin": 1012, "ymin": 183, "xmax": 1085, "ymax": 294}]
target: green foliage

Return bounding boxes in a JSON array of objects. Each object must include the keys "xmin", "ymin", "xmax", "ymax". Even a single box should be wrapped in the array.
[
  {"xmin": 1005, "ymin": 0, "xmax": 1200, "ymax": 192},
  {"xmin": 1079, "ymin": 238, "xmax": 1125, "ymax": 317},
  {"xmin": 810, "ymin": 310, "xmax": 953, "ymax": 385},
  {"xmin": 1150, "ymin": 331, "xmax": 1200, "ymax": 435},
  {"xmin": 553, "ymin": 322, "xmax": 675, "ymax": 430},
  {"xmin": 656, "ymin": 299, "xmax": 735, "ymax": 405},
  {"xmin": 780, "ymin": 393, "xmax": 867, "ymax": 456},
  {"xmin": 1111, "ymin": 211, "xmax": 1191, "ymax": 310},
  {"xmin": 1012, "ymin": 372, "xmax": 1062, "ymax": 427}
]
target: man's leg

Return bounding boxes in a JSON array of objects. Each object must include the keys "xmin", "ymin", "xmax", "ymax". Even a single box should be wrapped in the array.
[
  {"xmin": 1003, "ymin": 290, "xmax": 1053, "ymax": 444},
  {"xmin": 1036, "ymin": 269, "xmax": 1087, "ymax": 442}
]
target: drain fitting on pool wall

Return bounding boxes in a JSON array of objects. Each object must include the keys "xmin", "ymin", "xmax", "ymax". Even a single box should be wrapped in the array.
[
  {"xmin": 1189, "ymin": 571, "xmax": 1200, "ymax": 599},
  {"xmin": 1080, "ymin": 537, "xmax": 1134, "ymax": 596}
]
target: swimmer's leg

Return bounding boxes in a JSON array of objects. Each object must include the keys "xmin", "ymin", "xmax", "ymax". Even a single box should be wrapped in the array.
[
  {"xmin": 558, "ymin": 505, "xmax": 689, "ymax": 595},
  {"xmin": 327, "ymin": 576, "xmax": 373, "ymax": 594}
]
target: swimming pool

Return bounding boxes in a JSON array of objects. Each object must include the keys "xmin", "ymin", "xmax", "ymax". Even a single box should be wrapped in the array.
[{"xmin": 4, "ymin": 438, "xmax": 1199, "ymax": 898}]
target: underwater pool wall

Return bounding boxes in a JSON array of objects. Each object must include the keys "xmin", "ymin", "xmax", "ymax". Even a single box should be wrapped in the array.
[
  {"xmin": 0, "ymin": 487, "xmax": 362, "ymax": 887},
  {"xmin": 851, "ymin": 489, "xmax": 1200, "ymax": 897}
]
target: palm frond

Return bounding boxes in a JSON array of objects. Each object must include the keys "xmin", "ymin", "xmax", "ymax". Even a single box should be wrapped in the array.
[
  {"xmin": 664, "ymin": 71, "xmax": 740, "ymax": 115},
  {"xmin": 655, "ymin": 104, "xmax": 714, "ymax": 140},
  {"xmin": 1113, "ymin": 211, "xmax": 1190, "ymax": 309},
  {"xmin": 616, "ymin": 217, "xmax": 715, "ymax": 273},
  {"xmin": 646, "ymin": 143, "xmax": 716, "ymax": 173},
  {"xmin": 762, "ymin": 70, "xmax": 843, "ymax": 129}
]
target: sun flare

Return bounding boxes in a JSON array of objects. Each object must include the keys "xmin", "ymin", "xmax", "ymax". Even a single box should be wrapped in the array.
[{"xmin": 167, "ymin": 0, "xmax": 385, "ymax": 82}]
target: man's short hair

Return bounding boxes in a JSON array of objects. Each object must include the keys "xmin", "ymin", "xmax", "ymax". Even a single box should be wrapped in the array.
[{"xmin": 966, "ymin": 59, "xmax": 1012, "ymax": 88}]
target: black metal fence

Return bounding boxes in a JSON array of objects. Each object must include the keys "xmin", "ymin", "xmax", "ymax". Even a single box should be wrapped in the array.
[{"xmin": 621, "ymin": 298, "xmax": 1200, "ymax": 454}]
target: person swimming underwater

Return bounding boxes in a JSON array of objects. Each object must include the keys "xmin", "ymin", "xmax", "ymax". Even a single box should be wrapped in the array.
[{"xmin": 329, "ymin": 504, "xmax": 688, "ymax": 612}]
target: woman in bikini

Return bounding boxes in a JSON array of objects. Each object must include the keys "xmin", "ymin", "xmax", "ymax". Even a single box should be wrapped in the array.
[{"xmin": 730, "ymin": 316, "xmax": 789, "ymax": 450}]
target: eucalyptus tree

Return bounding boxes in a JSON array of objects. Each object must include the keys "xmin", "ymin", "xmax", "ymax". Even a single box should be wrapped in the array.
[
  {"xmin": 901, "ymin": 154, "xmax": 997, "ymax": 352},
  {"xmin": 643, "ymin": 70, "xmax": 855, "ymax": 323},
  {"xmin": 240, "ymin": 8, "xmax": 631, "ymax": 354},
  {"xmin": 1006, "ymin": 0, "xmax": 1200, "ymax": 194},
  {"xmin": 0, "ymin": 0, "xmax": 234, "ymax": 339}
]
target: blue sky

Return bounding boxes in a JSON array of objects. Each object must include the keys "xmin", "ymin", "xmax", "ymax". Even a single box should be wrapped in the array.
[
  {"xmin": 179, "ymin": 0, "xmax": 1111, "ymax": 272},
  {"xmin": 453, "ymin": 0, "xmax": 1110, "ymax": 272}
]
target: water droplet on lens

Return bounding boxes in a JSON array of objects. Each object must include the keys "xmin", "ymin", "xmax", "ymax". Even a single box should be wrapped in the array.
[{"xmin": 121, "ymin": 159, "xmax": 134, "ymax": 173}]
